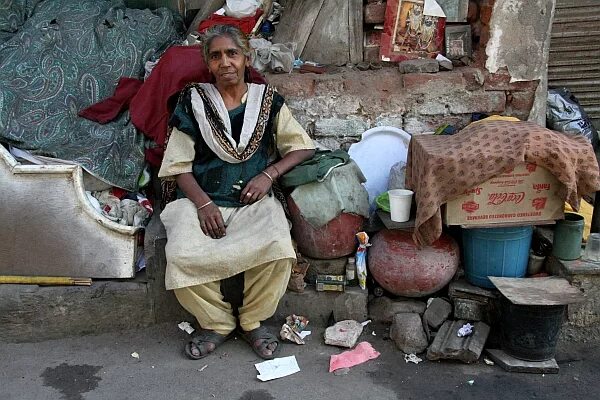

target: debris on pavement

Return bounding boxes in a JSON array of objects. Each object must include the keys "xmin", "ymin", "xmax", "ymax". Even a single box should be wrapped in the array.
[
  {"xmin": 467, "ymin": 380, "xmax": 475, "ymax": 386},
  {"xmin": 484, "ymin": 358, "xmax": 494, "ymax": 366},
  {"xmin": 457, "ymin": 323, "xmax": 474, "ymax": 337},
  {"xmin": 324, "ymin": 320, "xmax": 364, "ymax": 348},
  {"xmin": 178, "ymin": 321, "xmax": 195, "ymax": 335},
  {"xmin": 333, "ymin": 367, "xmax": 350, "ymax": 376},
  {"xmin": 280, "ymin": 314, "xmax": 310, "ymax": 345},
  {"xmin": 198, "ymin": 365, "xmax": 208, "ymax": 372},
  {"xmin": 255, "ymin": 356, "xmax": 301, "ymax": 381},
  {"xmin": 329, "ymin": 342, "xmax": 380, "ymax": 372},
  {"xmin": 131, "ymin": 352, "xmax": 139, "ymax": 359},
  {"xmin": 404, "ymin": 353, "xmax": 423, "ymax": 364}
]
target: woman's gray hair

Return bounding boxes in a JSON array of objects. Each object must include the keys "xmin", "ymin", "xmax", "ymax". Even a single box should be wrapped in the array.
[{"xmin": 202, "ymin": 25, "xmax": 252, "ymax": 62}]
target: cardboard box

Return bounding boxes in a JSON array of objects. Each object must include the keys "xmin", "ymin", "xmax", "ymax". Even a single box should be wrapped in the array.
[{"xmin": 444, "ymin": 163, "xmax": 565, "ymax": 226}]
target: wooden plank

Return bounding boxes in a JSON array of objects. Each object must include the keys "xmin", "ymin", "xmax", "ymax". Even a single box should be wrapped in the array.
[
  {"xmin": 272, "ymin": 0, "xmax": 325, "ymax": 57},
  {"xmin": 489, "ymin": 276, "xmax": 585, "ymax": 305},
  {"xmin": 302, "ymin": 0, "xmax": 349, "ymax": 64},
  {"xmin": 349, "ymin": 0, "xmax": 363, "ymax": 63}
]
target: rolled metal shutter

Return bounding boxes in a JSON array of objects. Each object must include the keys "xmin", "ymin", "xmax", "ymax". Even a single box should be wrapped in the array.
[{"xmin": 548, "ymin": 0, "xmax": 600, "ymax": 130}]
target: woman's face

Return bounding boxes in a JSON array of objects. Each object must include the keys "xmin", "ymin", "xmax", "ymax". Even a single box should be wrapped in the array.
[{"xmin": 207, "ymin": 35, "xmax": 249, "ymax": 88}]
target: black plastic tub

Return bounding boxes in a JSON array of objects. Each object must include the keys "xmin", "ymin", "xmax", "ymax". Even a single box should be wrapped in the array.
[{"xmin": 500, "ymin": 296, "xmax": 566, "ymax": 361}]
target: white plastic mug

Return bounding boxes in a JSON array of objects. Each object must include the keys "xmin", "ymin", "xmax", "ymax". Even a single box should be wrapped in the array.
[{"xmin": 388, "ymin": 189, "xmax": 414, "ymax": 222}]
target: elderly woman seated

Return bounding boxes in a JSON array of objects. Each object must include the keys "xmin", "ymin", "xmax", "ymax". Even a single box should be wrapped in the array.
[{"xmin": 158, "ymin": 24, "xmax": 315, "ymax": 360}]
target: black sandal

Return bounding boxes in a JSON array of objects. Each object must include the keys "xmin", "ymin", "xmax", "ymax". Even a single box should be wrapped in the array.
[
  {"xmin": 184, "ymin": 330, "xmax": 231, "ymax": 360},
  {"xmin": 237, "ymin": 326, "xmax": 281, "ymax": 360}
]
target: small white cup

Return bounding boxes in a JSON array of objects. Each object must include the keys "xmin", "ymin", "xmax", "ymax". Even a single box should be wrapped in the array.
[{"xmin": 388, "ymin": 189, "xmax": 414, "ymax": 222}]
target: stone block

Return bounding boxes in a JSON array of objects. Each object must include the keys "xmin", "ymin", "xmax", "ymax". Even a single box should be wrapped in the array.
[
  {"xmin": 375, "ymin": 115, "xmax": 404, "ymax": 129},
  {"xmin": 334, "ymin": 286, "xmax": 369, "ymax": 322},
  {"xmin": 461, "ymin": 67, "xmax": 485, "ymax": 90},
  {"xmin": 389, "ymin": 313, "xmax": 429, "ymax": 354},
  {"xmin": 448, "ymin": 91, "xmax": 506, "ymax": 114},
  {"xmin": 453, "ymin": 298, "xmax": 486, "ymax": 322},
  {"xmin": 314, "ymin": 117, "xmax": 369, "ymax": 137},
  {"xmin": 369, "ymin": 296, "xmax": 427, "ymax": 323},
  {"xmin": 402, "ymin": 71, "xmax": 464, "ymax": 89},
  {"xmin": 324, "ymin": 320, "xmax": 364, "ymax": 348},
  {"xmin": 506, "ymin": 91, "xmax": 536, "ymax": 119},
  {"xmin": 426, "ymin": 320, "xmax": 490, "ymax": 363},
  {"xmin": 485, "ymin": 349, "xmax": 559, "ymax": 374},
  {"xmin": 314, "ymin": 78, "xmax": 346, "ymax": 95},
  {"xmin": 483, "ymin": 71, "xmax": 539, "ymax": 92},
  {"xmin": 398, "ymin": 59, "xmax": 440, "ymax": 74},
  {"xmin": 423, "ymin": 298, "xmax": 452, "ymax": 329},
  {"xmin": 267, "ymin": 73, "xmax": 316, "ymax": 97},
  {"xmin": 364, "ymin": 2, "xmax": 386, "ymax": 24},
  {"xmin": 304, "ymin": 256, "xmax": 347, "ymax": 284},
  {"xmin": 364, "ymin": 46, "xmax": 381, "ymax": 62}
]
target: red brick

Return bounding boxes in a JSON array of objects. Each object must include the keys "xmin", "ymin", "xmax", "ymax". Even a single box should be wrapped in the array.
[
  {"xmin": 484, "ymin": 71, "xmax": 539, "ymax": 92},
  {"xmin": 448, "ymin": 91, "xmax": 506, "ymax": 114},
  {"xmin": 267, "ymin": 73, "xmax": 316, "ymax": 97},
  {"xmin": 402, "ymin": 72, "xmax": 465, "ymax": 90},
  {"xmin": 344, "ymin": 69, "xmax": 404, "ymax": 94},
  {"xmin": 364, "ymin": 30, "xmax": 382, "ymax": 47},
  {"xmin": 479, "ymin": 3, "xmax": 494, "ymax": 25},
  {"xmin": 505, "ymin": 91, "xmax": 537, "ymax": 119},
  {"xmin": 364, "ymin": 2, "xmax": 387, "ymax": 24},
  {"xmin": 364, "ymin": 46, "xmax": 381, "ymax": 62}
]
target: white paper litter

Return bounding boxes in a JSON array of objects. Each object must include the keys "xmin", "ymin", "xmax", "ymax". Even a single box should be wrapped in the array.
[
  {"xmin": 467, "ymin": 380, "xmax": 475, "ymax": 386},
  {"xmin": 457, "ymin": 323, "xmax": 474, "ymax": 337},
  {"xmin": 255, "ymin": 356, "xmax": 300, "ymax": 381},
  {"xmin": 131, "ymin": 352, "xmax": 139, "ymax": 359},
  {"xmin": 178, "ymin": 321, "xmax": 195, "ymax": 335},
  {"xmin": 436, "ymin": 54, "xmax": 452, "ymax": 63},
  {"xmin": 361, "ymin": 319, "xmax": 372, "ymax": 327},
  {"xmin": 404, "ymin": 353, "xmax": 422, "ymax": 364},
  {"xmin": 484, "ymin": 358, "xmax": 495, "ymax": 366},
  {"xmin": 298, "ymin": 331, "xmax": 311, "ymax": 339}
]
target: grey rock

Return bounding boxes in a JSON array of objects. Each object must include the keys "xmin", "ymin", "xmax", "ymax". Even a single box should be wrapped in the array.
[
  {"xmin": 325, "ymin": 320, "xmax": 364, "ymax": 348},
  {"xmin": 438, "ymin": 59, "xmax": 454, "ymax": 71},
  {"xmin": 453, "ymin": 297, "xmax": 486, "ymax": 322},
  {"xmin": 333, "ymin": 286, "xmax": 369, "ymax": 322},
  {"xmin": 369, "ymin": 297, "xmax": 427, "ymax": 323},
  {"xmin": 389, "ymin": 313, "xmax": 429, "ymax": 354},
  {"xmin": 398, "ymin": 59, "xmax": 439, "ymax": 74},
  {"xmin": 427, "ymin": 320, "xmax": 490, "ymax": 363},
  {"xmin": 423, "ymin": 298, "xmax": 452, "ymax": 329}
]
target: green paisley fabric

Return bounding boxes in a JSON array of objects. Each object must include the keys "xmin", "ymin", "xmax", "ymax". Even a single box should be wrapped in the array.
[{"xmin": 0, "ymin": 0, "xmax": 183, "ymax": 190}]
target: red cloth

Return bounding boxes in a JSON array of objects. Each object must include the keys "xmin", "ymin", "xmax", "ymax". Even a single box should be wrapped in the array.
[
  {"xmin": 128, "ymin": 45, "xmax": 266, "ymax": 166},
  {"xmin": 197, "ymin": 11, "xmax": 263, "ymax": 34},
  {"xmin": 78, "ymin": 77, "xmax": 143, "ymax": 124}
]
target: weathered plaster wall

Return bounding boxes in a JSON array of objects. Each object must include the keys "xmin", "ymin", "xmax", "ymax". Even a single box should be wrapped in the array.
[
  {"xmin": 485, "ymin": 0, "xmax": 556, "ymax": 124},
  {"xmin": 267, "ymin": 67, "xmax": 537, "ymax": 148}
]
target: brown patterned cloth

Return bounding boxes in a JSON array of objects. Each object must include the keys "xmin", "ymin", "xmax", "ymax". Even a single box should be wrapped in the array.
[{"xmin": 406, "ymin": 120, "xmax": 600, "ymax": 246}]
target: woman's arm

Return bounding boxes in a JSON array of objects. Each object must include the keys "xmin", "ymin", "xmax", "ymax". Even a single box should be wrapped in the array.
[{"xmin": 176, "ymin": 173, "xmax": 226, "ymax": 239}]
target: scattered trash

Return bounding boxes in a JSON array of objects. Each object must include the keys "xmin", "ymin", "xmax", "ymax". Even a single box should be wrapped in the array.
[
  {"xmin": 198, "ymin": 365, "xmax": 208, "ymax": 372},
  {"xmin": 131, "ymin": 352, "xmax": 139, "ymax": 359},
  {"xmin": 483, "ymin": 358, "xmax": 494, "ymax": 366},
  {"xmin": 333, "ymin": 367, "xmax": 350, "ymax": 376},
  {"xmin": 255, "ymin": 356, "xmax": 301, "ymax": 381},
  {"xmin": 178, "ymin": 321, "xmax": 195, "ymax": 335},
  {"xmin": 325, "ymin": 320, "xmax": 364, "ymax": 348},
  {"xmin": 467, "ymin": 380, "xmax": 475, "ymax": 386},
  {"xmin": 361, "ymin": 319, "xmax": 372, "ymax": 327},
  {"xmin": 329, "ymin": 342, "xmax": 381, "ymax": 372},
  {"xmin": 457, "ymin": 323, "xmax": 474, "ymax": 337},
  {"xmin": 404, "ymin": 353, "xmax": 422, "ymax": 364},
  {"xmin": 280, "ymin": 314, "xmax": 310, "ymax": 345},
  {"xmin": 371, "ymin": 331, "xmax": 376, "ymax": 336}
]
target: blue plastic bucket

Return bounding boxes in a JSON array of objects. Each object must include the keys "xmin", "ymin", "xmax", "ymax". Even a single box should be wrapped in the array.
[{"xmin": 462, "ymin": 226, "xmax": 533, "ymax": 288}]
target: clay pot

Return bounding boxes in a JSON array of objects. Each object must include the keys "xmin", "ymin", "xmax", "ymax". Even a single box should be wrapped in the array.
[
  {"xmin": 368, "ymin": 229, "xmax": 459, "ymax": 297},
  {"xmin": 287, "ymin": 196, "xmax": 365, "ymax": 259}
]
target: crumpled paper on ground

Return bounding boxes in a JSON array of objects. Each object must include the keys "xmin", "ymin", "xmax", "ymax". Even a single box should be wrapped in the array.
[
  {"xmin": 329, "ymin": 342, "xmax": 380, "ymax": 372},
  {"xmin": 457, "ymin": 323, "xmax": 474, "ymax": 337},
  {"xmin": 280, "ymin": 315, "xmax": 310, "ymax": 345}
]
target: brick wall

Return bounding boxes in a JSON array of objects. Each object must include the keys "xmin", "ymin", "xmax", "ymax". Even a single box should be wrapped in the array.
[{"xmin": 267, "ymin": 66, "xmax": 538, "ymax": 149}]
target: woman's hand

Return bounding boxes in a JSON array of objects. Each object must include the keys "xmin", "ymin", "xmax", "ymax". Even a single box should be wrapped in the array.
[
  {"xmin": 240, "ymin": 173, "xmax": 272, "ymax": 205},
  {"xmin": 197, "ymin": 203, "xmax": 226, "ymax": 239}
]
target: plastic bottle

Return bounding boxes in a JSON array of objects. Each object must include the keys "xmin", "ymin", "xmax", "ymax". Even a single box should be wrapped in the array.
[{"xmin": 345, "ymin": 257, "xmax": 357, "ymax": 286}]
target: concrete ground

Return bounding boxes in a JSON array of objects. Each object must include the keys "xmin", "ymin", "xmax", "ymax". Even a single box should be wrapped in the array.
[{"xmin": 1, "ymin": 322, "xmax": 598, "ymax": 400}]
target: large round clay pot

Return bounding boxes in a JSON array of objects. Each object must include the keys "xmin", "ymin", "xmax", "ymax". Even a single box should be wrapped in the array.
[
  {"xmin": 368, "ymin": 229, "xmax": 459, "ymax": 297},
  {"xmin": 287, "ymin": 196, "xmax": 365, "ymax": 259}
]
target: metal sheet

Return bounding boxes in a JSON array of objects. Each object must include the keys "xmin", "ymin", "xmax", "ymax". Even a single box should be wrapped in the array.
[
  {"xmin": 548, "ymin": 0, "xmax": 600, "ymax": 129},
  {"xmin": 0, "ymin": 145, "xmax": 138, "ymax": 278}
]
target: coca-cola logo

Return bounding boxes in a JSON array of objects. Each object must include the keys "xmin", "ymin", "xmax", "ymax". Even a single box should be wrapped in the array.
[
  {"xmin": 462, "ymin": 201, "xmax": 480, "ymax": 213},
  {"xmin": 532, "ymin": 197, "xmax": 547, "ymax": 210},
  {"xmin": 487, "ymin": 192, "xmax": 526, "ymax": 205},
  {"xmin": 463, "ymin": 187, "xmax": 482, "ymax": 196},
  {"xmin": 532, "ymin": 183, "xmax": 550, "ymax": 193}
]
